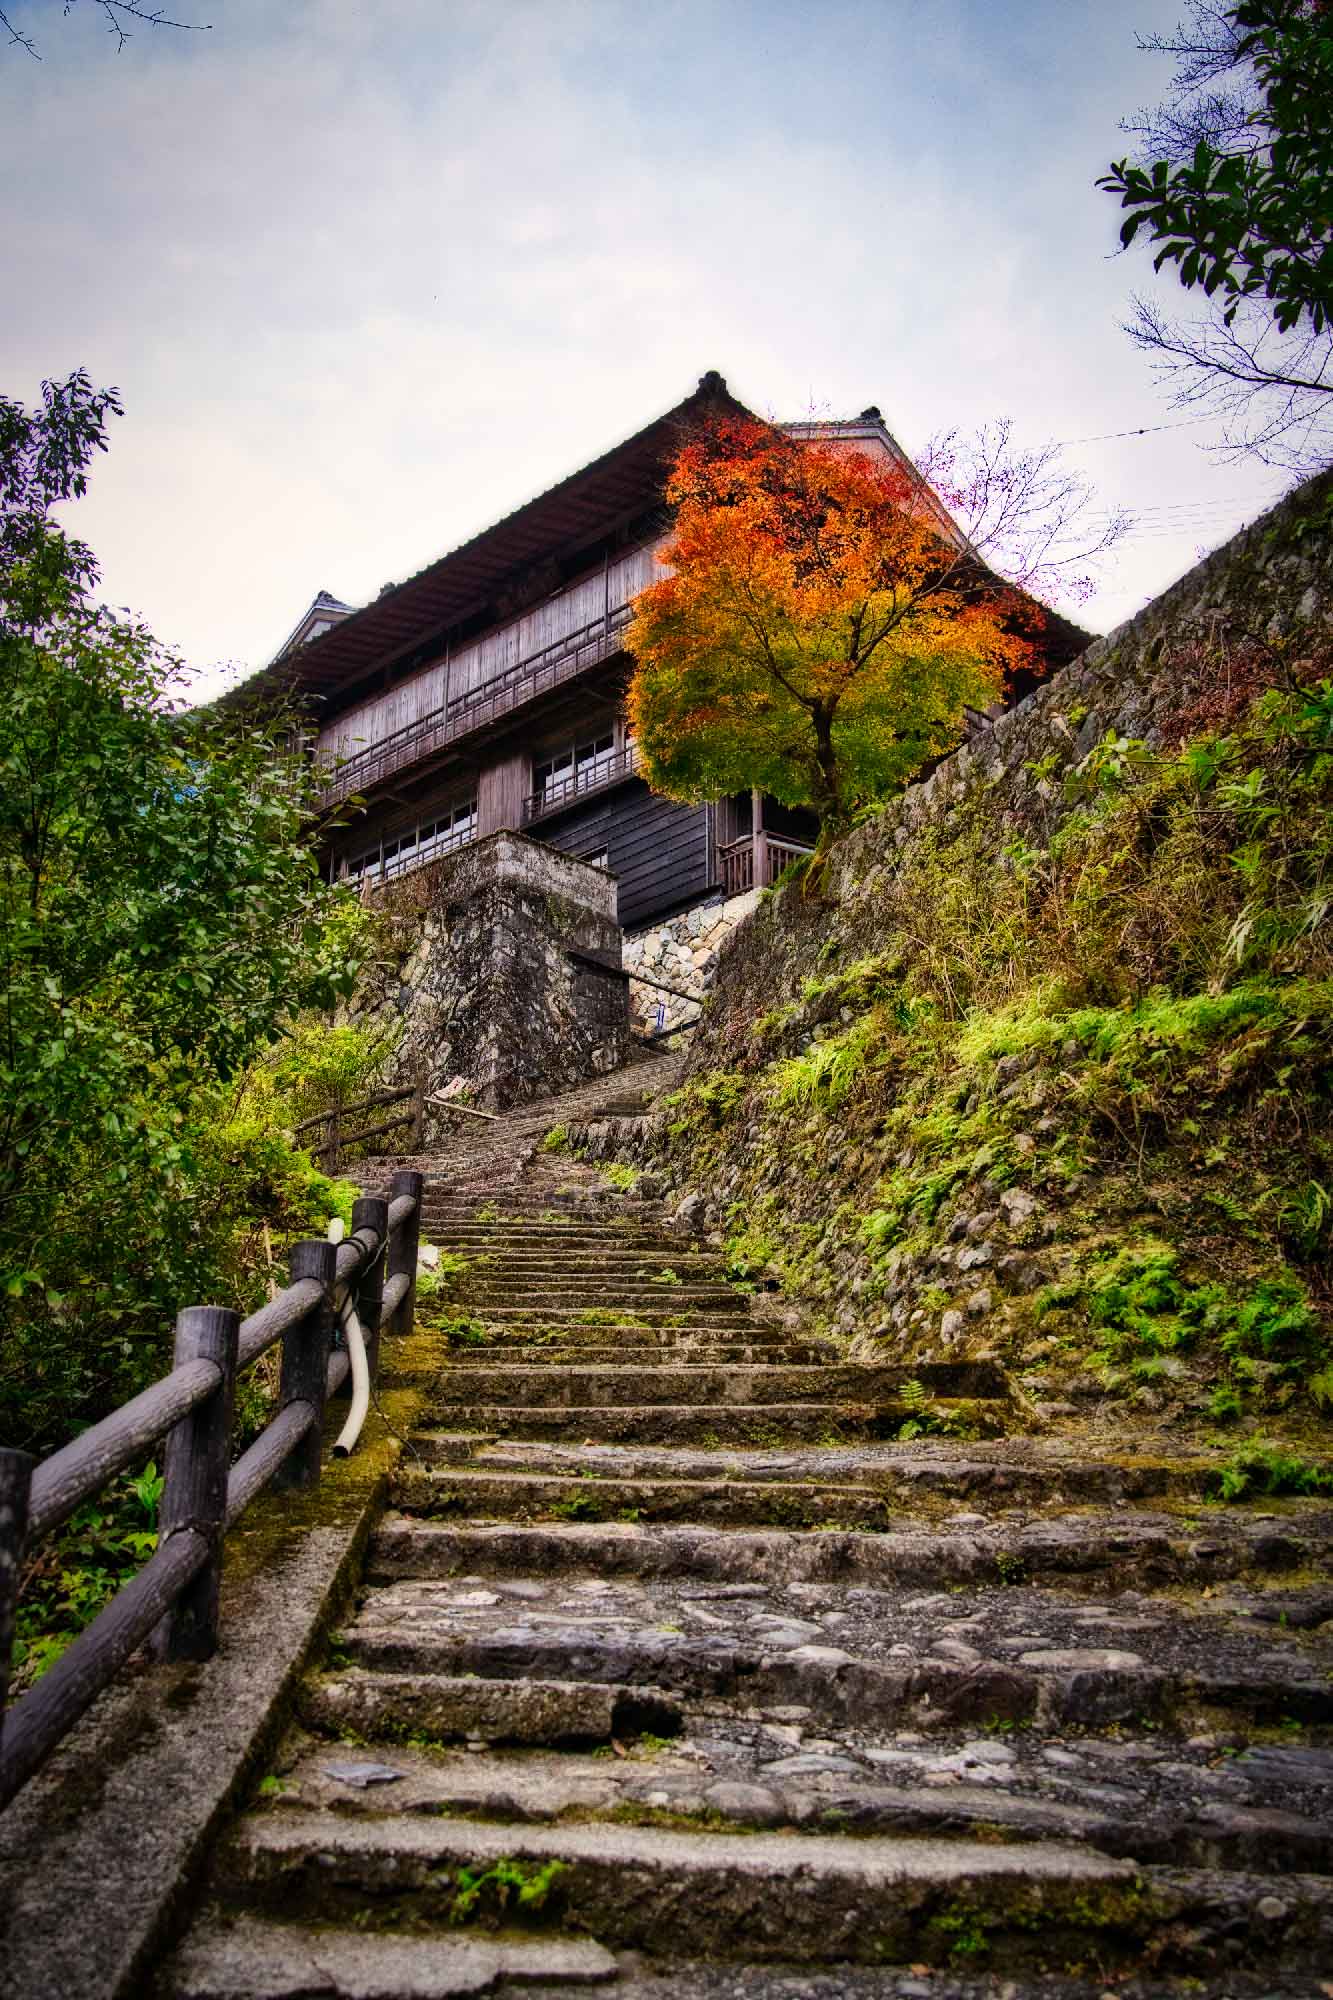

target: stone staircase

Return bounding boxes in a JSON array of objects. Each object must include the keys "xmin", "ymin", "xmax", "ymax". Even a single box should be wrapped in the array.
[{"xmin": 161, "ymin": 1105, "xmax": 1333, "ymax": 1997}]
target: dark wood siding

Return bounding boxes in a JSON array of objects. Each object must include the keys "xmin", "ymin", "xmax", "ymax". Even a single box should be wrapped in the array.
[{"xmin": 541, "ymin": 780, "xmax": 713, "ymax": 929}]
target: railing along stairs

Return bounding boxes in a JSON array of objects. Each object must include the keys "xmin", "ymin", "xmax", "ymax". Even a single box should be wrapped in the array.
[{"xmin": 0, "ymin": 1172, "xmax": 423, "ymax": 1811}]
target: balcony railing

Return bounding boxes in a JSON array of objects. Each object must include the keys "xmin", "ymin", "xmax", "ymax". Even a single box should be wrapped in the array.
[
  {"xmin": 718, "ymin": 832, "xmax": 815, "ymax": 898},
  {"xmin": 318, "ymin": 603, "xmax": 635, "ymax": 809},
  {"xmin": 521, "ymin": 742, "xmax": 642, "ymax": 825}
]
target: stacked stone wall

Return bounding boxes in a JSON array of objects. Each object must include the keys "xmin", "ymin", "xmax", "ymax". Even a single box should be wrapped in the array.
[
  {"xmin": 343, "ymin": 831, "xmax": 629, "ymax": 1127},
  {"xmin": 622, "ymin": 890, "xmax": 759, "ymax": 1036}
]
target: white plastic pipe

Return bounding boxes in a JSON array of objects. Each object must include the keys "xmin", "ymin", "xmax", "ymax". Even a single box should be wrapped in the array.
[{"xmin": 326, "ymin": 1217, "xmax": 372, "ymax": 1458}]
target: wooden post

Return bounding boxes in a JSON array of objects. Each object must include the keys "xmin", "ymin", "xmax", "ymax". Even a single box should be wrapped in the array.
[
  {"xmin": 0, "ymin": 1448, "xmax": 34, "ymax": 1757},
  {"xmin": 275, "ymin": 1240, "xmax": 336, "ymax": 1490},
  {"xmin": 151, "ymin": 1306, "xmax": 239, "ymax": 1662},
  {"xmin": 750, "ymin": 787, "xmax": 763, "ymax": 894},
  {"xmin": 352, "ymin": 1194, "xmax": 389, "ymax": 1382},
  {"xmin": 388, "ymin": 1169, "xmax": 424, "ymax": 1341}
]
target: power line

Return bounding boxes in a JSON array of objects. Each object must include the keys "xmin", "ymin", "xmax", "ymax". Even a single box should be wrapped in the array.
[{"xmin": 1054, "ymin": 417, "xmax": 1211, "ymax": 446}]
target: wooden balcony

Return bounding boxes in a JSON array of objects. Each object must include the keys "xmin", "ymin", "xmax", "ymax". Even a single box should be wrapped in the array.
[
  {"xmin": 718, "ymin": 832, "xmax": 815, "ymax": 897},
  {"xmin": 521, "ymin": 741, "xmax": 642, "ymax": 826},
  {"xmin": 318, "ymin": 603, "xmax": 635, "ymax": 808}
]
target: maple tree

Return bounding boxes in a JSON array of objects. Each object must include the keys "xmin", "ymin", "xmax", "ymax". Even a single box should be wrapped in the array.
[{"xmin": 627, "ymin": 417, "xmax": 1048, "ymax": 831}]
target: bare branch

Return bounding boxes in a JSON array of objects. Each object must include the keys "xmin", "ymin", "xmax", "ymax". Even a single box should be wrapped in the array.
[
  {"xmin": 3, "ymin": 0, "xmax": 210, "ymax": 57},
  {"xmin": 920, "ymin": 424, "xmax": 1132, "ymax": 606},
  {"xmin": 1127, "ymin": 293, "xmax": 1333, "ymax": 470},
  {"xmin": 0, "ymin": 7, "xmax": 39, "ymax": 55}
]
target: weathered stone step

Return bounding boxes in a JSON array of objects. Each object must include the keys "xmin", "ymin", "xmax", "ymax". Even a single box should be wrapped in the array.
[
  {"xmin": 209, "ymin": 1811, "xmax": 1333, "ymax": 1970},
  {"xmin": 369, "ymin": 1511, "xmax": 1333, "ymax": 1593},
  {"xmin": 445, "ymin": 1323, "xmax": 795, "ymax": 1348},
  {"xmin": 343, "ymin": 1612, "xmax": 1333, "ymax": 1733},
  {"xmin": 423, "ymin": 1199, "xmax": 666, "ymax": 1221},
  {"xmin": 163, "ymin": 1919, "xmax": 617, "ymax": 1999},
  {"xmin": 436, "ymin": 1250, "xmax": 720, "ymax": 1272},
  {"xmin": 261, "ymin": 1738, "xmax": 1333, "ymax": 1875},
  {"xmin": 394, "ymin": 1466, "xmax": 903, "ymax": 1529},
  {"xmin": 427, "ymin": 1236, "xmax": 692, "ymax": 1262},
  {"xmin": 452, "ymin": 1342, "xmax": 835, "ymax": 1366},
  {"xmin": 418, "ymin": 1402, "xmax": 1008, "ymax": 1444},
  {"xmin": 455, "ymin": 1438, "xmax": 1226, "ymax": 1504},
  {"xmin": 300, "ymin": 1668, "xmax": 682, "ymax": 1747},
  {"xmin": 468, "ymin": 1303, "xmax": 759, "ymax": 1330},
  {"xmin": 463, "ymin": 1284, "xmax": 752, "ymax": 1314},
  {"xmin": 429, "ymin": 1363, "xmax": 1008, "ymax": 1410}
]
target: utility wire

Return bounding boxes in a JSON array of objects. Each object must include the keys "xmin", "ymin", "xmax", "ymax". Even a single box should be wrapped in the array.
[{"xmin": 1054, "ymin": 417, "xmax": 1211, "ymax": 445}]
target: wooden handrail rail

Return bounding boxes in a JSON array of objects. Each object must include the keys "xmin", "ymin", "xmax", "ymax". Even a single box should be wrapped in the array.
[
  {"xmin": 293, "ymin": 1084, "xmax": 415, "ymax": 1138},
  {"xmin": 28, "ymin": 1358, "xmax": 223, "ymax": 1544},
  {"xmin": 0, "ymin": 1172, "xmax": 425, "ymax": 1811}
]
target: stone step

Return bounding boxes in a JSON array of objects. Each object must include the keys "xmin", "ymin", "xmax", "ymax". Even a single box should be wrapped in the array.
[
  {"xmin": 300, "ymin": 1668, "xmax": 682, "ymax": 1747},
  {"xmin": 394, "ymin": 1466, "xmax": 905, "ymax": 1530},
  {"xmin": 163, "ymin": 1915, "xmax": 618, "ymax": 1998},
  {"xmin": 423, "ymin": 1199, "xmax": 666, "ymax": 1221},
  {"xmin": 261, "ymin": 1737, "xmax": 1333, "ymax": 1875},
  {"xmin": 421, "ymin": 1213, "xmax": 684, "ymax": 1234},
  {"xmin": 209, "ymin": 1810, "xmax": 1333, "ymax": 1971},
  {"xmin": 440, "ymin": 1323, "xmax": 789, "ymax": 1347},
  {"xmin": 448, "ymin": 1343, "xmax": 837, "ymax": 1367},
  {"xmin": 426, "ymin": 1360, "xmax": 996, "ymax": 1408},
  {"xmin": 338, "ymin": 1576, "xmax": 1328, "ymax": 1736},
  {"xmin": 427, "ymin": 1364, "xmax": 1003, "ymax": 1409},
  {"xmin": 462, "ymin": 1284, "xmax": 752, "ymax": 1313},
  {"xmin": 414, "ymin": 1402, "xmax": 1008, "ymax": 1445},
  {"xmin": 449, "ymin": 1437, "xmax": 1229, "ymax": 1505},
  {"xmin": 369, "ymin": 1510, "xmax": 1333, "ymax": 1593},
  {"xmin": 465, "ymin": 1304, "xmax": 759, "ymax": 1330},
  {"xmin": 425, "ymin": 1245, "xmax": 714, "ymax": 1268}
]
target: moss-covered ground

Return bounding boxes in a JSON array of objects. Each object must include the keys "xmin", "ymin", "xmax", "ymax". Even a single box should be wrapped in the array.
[{"xmin": 649, "ymin": 675, "xmax": 1333, "ymax": 1466}]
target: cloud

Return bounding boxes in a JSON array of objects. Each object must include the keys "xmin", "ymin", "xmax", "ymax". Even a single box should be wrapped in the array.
[{"xmin": 0, "ymin": 0, "xmax": 1292, "ymax": 689}]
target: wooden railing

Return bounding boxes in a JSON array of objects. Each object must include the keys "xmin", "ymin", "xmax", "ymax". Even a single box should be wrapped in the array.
[
  {"xmin": 0, "ymin": 1172, "xmax": 423, "ymax": 1811},
  {"xmin": 717, "ymin": 833, "xmax": 816, "ymax": 898},
  {"xmin": 318, "ymin": 603, "xmax": 635, "ymax": 810},
  {"xmin": 294, "ymin": 1083, "xmax": 424, "ymax": 1171},
  {"xmin": 521, "ymin": 741, "xmax": 642, "ymax": 826}
]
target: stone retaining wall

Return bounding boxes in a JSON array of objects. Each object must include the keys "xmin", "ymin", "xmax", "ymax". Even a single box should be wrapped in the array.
[
  {"xmin": 623, "ymin": 889, "xmax": 759, "ymax": 1035},
  {"xmin": 344, "ymin": 831, "xmax": 629, "ymax": 1124}
]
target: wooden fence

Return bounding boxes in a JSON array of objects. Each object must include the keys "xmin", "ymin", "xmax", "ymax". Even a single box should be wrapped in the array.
[
  {"xmin": 0, "ymin": 1171, "xmax": 423, "ymax": 1811},
  {"xmin": 294, "ymin": 1083, "xmax": 425, "ymax": 1172}
]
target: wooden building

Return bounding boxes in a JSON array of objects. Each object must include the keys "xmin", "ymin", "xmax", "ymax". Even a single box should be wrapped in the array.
[{"xmin": 256, "ymin": 373, "xmax": 1083, "ymax": 931}]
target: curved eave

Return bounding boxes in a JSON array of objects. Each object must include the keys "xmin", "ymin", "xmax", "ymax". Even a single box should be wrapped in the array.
[{"xmin": 228, "ymin": 374, "xmax": 749, "ymax": 714}]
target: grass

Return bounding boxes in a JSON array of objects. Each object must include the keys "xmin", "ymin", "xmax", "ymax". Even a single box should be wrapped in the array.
[
  {"xmin": 1211, "ymin": 1440, "xmax": 1333, "ymax": 1501},
  {"xmin": 626, "ymin": 672, "xmax": 1333, "ymax": 1422}
]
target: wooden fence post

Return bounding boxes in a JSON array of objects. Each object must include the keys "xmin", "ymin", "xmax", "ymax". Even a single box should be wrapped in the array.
[
  {"xmin": 389, "ymin": 1169, "xmax": 424, "ymax": 1340},
  {"xmin": 352, "ymin": 1194, "xmax": 389, "ymax": 1382},
  {"xmin": 0, "ymin": 1448, "xmax": 34, "ymax": 1757},
  {"xmin": 151, "ymin": 1306, "xmax": 239, "ymax": 1663},
  {"xmin": 275, "ymin": 1240, "xmax": 336, "ymax": 1490}
]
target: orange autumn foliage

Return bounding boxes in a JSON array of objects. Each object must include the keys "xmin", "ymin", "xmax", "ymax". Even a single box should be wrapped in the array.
[{"xmin": 627, "ymin": 417, "xmax": 1040, "ymax": 827}]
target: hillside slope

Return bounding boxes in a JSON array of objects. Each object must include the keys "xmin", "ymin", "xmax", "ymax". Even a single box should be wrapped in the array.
[{"xmin": 575, "ymin": 470, "xmax": 1333, "ymax": 1473}]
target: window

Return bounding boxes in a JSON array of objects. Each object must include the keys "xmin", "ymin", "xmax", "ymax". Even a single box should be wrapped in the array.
[
  {"xmin": 534, "ymin": 731, "xmax": 616, "ymax": 803},
  {"xmin": 338, "ymin": 796, "xmax": 477, "ymax": 882}
]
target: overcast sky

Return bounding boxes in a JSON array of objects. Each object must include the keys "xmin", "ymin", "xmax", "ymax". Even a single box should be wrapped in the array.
[{"xmin": 2, "ymin": 0, "xmax": 1293, "ymax": 695}]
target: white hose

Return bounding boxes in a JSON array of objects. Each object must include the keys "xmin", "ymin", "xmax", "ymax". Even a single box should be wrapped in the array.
[{"xmin": 326, "ymin": 1217, "xmax": 372, "ymax": 1459}]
